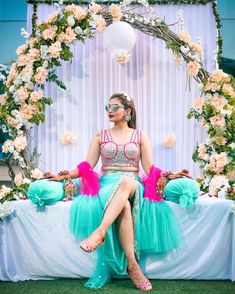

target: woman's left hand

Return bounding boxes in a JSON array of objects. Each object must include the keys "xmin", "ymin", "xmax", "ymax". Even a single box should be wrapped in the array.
[{"xmin": 167, "ymin": 169, "xmax": 193, "ymax": 180}]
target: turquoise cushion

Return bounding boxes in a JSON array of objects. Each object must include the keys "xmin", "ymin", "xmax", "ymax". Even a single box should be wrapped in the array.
[
  {"xmin": 163, "ymin": 178, "xmax": 200, "ymax": 208},
  {"xmin": 27, "ymin": 178, "xmax": 80, "ymax": 206}
]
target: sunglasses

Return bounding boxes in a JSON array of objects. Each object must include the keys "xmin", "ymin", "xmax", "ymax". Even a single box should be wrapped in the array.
[{"xmin": 105, "ymin": 104, "xmax": 125, "ymax": 112}]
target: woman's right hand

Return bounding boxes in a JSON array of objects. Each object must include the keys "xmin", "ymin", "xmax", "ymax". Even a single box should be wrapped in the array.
[
  {"xmin": 43, "ymin": 172, "xmax": 56, "ymax": 179},
  {"xmin": 48, "ymin": 175, "xmax": 65, "ymax": 182}
]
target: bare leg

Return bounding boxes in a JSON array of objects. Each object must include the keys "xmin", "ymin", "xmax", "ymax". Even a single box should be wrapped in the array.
[
  {"xmin": 80, "ymin": 176, "xmax": 136, "ymax": 250},
  {"xmin": 118, "ymin": 202, "xmax": 152, "ymax": 288}
]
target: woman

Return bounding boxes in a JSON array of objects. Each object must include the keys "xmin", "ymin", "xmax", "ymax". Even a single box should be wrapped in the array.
[{"xmin": 47, "ymin": 92, "xmax": 190, "ymax": 290}]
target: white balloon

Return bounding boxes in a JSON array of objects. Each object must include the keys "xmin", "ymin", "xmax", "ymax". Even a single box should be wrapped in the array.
[{"xmin": 103, "ymin": 21, "xmax": 136, "ymax": 54}]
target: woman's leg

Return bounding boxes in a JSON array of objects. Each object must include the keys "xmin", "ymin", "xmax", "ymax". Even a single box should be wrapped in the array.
[
  {"xmin": 80, "ymin": 176, "xmax": 136, "ymax": 249},
  {"xmin": 118, "ymin": 202, "xmax": 151, "ymax": 287}
]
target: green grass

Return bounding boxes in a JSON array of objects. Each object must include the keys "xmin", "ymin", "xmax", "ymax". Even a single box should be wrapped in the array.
[{"xmin": 0, "ymin": 279, "xmax": 234, "ymax": 294}]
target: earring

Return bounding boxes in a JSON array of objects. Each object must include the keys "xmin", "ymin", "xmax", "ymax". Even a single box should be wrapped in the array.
[{"xmin": 123, "ymin": 114, "xmax": 131, "ymax": 122}]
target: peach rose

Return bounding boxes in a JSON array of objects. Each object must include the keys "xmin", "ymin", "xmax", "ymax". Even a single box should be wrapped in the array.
[
  {"xmin": 2, "ymin": 140, "xmax": 13, "ymax": 153},
  {"xmin": 48, "ymin": 41, "xmax": 62, "ymax": 58},
  {"xmin": 187, "ymin": 61, "xmax": 201, "ymax": 76},
  {"xmin": 28, "ymin": 48, "xmax": 40, "ymax": 59},
  {"xmin": 60, "ymin": 133, "xmax": 77, "ymax": 145},
  {"xmin": 199, "ymin": 118, "xmax": 208, "ymax": 128},
  {"xmin": 162, "ymin": 133, "xmax": 176, "ymax": 148},
  {"xmin": 7, "ymin": 116, "xmax": 19, "ymax": 128},
  {"xmin": 211, "ymin": 136, "xmax": 227, "ymax": 146},
  {"xmin": 17, "ymin": 54, "xmax": 32, "ymax": 67},
  {"xmin": 209, "ymin": 115, "xmax": 226, "ymax": 128},
  {"xmin": 96, "ymin": 17, "xmax": 106, "ymax": 32},
  {"xmin": 13, "ymin": 136, "xmax": 27, "ymax": 152},
  {"xmin": 204, "ymin": 82, "xmax": 221, "ymax": 92},
  {"xmin": 30, "ymin": 90, "xmax": 43, "ymax": 102},
  {"xmin": 208, "ymin": 152, "xmax": 228, "ymax": 174},
  {"xmin": 222, "ymin": 84, "xmax": 235, "ymax": 97},
  {"xmin": 46, "ymin": 11, "xmax": 58, "ymax": 24},
  {"xmin": 20, "ymin": 103, "xmax": 39, "ymax": 120},
  {"xmin": 115, "ymin": 51, "xmax": 131, "ymax": 64},
  {"xmin": 42, "ymin": 26, "xmax": 57, "ymax": 40},
  {"xmin": 58, "ymin": 27, "xmax": 76, "ymax": 44},
  {"xmin": 178, "ymin": 30, "xmax": 191, "ymax": 43},
  {"xmin": 209, "ymin": 175, "xmax": 229, "ymax": 196},
  {"xmin": 35, "ymin": 67, "xmax": 48, "ymax": 84},
  {"xmin": 66, "ymin": 4, "xmax": 78, "ymax": 14},
  {"xmin": 89, "ymin": 2, "xmax": 102, "ymax": 13},
  {"xmin": 198, "ymin": 144, "xmax": 209, "ymax": 161},
  {"xmin": 210, "ymin": 95, "xmax": 226, "ymax": 111},
  {"xmin": 189, "ymin": 42, "xmax": 204, "ymax": 55},
  {"xmin": 211, "ymin": 70, "xmax": 230, "ymax": 83},
  {"xmin": 14, "ymin": 173, "xmax": 23, "ymax": 186},
  {"xmin": 194, "ymin": 97, "xmax": 205, "ymax": 109},
  {"xmin": 17, "ymin": 86, "xmax": 29, "ymax": 102},
  {"xmin": 16, "ymin": 44, "xmax": 28, "ymax": 56},
  {"xmin": 0, "ymin": 93, "xmax": 7, "ymax": 106},
  {"xmin": 21, "ymin": 65, "xmax": 33, "ymax": 77},
  {"xmin": 110, "ymin": 4, "xmax": 122, "ymax": 22},
  {"xmin": 6, "ymin": 64, "xmax": 18, "ymax": 86},
  {"xmin": 73, "ymin": 6, "xmax": 87, "ymax": 21}
]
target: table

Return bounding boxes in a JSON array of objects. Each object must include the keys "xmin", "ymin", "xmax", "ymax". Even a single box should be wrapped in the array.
[{"xmin": 0, "ymin": 197, "xmax": 234, "ymax": 282}]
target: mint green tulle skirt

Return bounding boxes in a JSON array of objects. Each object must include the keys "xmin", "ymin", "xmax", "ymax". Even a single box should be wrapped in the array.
[{"xmin": 70, "ymin": 171, "xmax": 181, "ymax": 289}]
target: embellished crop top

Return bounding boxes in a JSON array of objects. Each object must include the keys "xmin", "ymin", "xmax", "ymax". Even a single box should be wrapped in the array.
[{"xmin": 100, "ymin": 129, "xmax": 141, "ymax": 168}]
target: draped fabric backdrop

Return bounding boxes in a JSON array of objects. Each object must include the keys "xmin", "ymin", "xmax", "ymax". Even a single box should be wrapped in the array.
[{"xmin": 27, "ymin": 3, "xmax": 217, "ymax": 176}]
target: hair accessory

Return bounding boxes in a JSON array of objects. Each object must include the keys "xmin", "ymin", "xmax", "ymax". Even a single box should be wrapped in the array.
[{"xmin": 122, "ymin": 92, "xmax": 132, "ymax": 102}]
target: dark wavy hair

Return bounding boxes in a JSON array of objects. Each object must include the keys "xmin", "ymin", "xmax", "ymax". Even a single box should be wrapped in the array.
[{"xmin": 109, "ymin": 93, "xmax": 136, "ymax": 129}]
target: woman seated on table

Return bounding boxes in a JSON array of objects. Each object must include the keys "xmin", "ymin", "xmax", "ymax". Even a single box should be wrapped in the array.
[{"xmin": 35, "ymin": 92, "xmax": 199, "ymax": 291}]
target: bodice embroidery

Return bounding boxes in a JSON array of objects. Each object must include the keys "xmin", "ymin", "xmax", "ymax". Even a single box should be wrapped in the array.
[{"xmin": 100, "ymin": 129, "xmax": 141, "ymax": 168}]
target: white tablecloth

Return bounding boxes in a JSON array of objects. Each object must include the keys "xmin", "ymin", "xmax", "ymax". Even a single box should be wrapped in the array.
[{"xmin": 0, "ymin": 197, "xmax": 234, "ymax": 282}]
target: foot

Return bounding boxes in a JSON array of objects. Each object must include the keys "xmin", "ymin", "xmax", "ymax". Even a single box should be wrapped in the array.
[
  {"xmin": 80, "ymin": 228, "xmax": 105, "ymax": 253},
  {"xmin": 127, "ymin": 262, "xmax": 152, "ymax": 291}
]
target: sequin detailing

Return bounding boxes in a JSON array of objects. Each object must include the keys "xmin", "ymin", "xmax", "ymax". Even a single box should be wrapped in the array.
[{"xmin": 100, "ymin": 129, "xmax": 141, "ymax": 168}]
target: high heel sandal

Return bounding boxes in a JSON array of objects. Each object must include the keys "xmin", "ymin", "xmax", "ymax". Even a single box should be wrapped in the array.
[
  {"xmin": 80, "ymin": 230, "xmax": 105, "ymax": 253},
  {"xmin": 127, "ymin": 267, "xmax": 153, "ymax": 291}
]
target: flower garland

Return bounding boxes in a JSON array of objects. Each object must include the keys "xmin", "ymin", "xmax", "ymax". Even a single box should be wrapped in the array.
[{"xmin": 0, "ymin": 0, "xmax": 234, "ymax": 220}]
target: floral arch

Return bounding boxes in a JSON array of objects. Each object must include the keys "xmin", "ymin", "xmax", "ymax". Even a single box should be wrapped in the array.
[{"xmin": 0, "ymin": 1, "xmax": 234, "ymax": 216}]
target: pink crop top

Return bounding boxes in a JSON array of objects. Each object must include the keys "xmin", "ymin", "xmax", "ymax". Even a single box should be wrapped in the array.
[{"xmin": 100, "ymin": 129, "xmax": 141, "ymax": 168}]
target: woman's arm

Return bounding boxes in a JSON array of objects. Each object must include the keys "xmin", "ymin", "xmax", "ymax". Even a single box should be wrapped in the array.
[
  {"xmin": 48, "ymin": 132, "xmax": 101, "ymax": 181},
  {"xmin": 140, "ymin": 131, "xmax": 154, "ymax": 174}
]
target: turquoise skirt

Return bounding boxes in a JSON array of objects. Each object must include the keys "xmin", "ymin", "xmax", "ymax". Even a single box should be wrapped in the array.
[{"xmin": 70, "ymin": 171, "xmax": 181, "ymax": 288}]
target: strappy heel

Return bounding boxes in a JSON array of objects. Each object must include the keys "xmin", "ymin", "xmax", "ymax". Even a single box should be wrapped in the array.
[
  {"xmin": 80, "ymin": 229, "xmax": 105, "ymax": 253},
  {"xmin": 127, "ymin": 267, "xmax": 153, "ymax": 291}
]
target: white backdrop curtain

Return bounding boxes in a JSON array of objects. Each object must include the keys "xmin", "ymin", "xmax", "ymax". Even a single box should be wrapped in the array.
[{"xmin": 27, "ymin": 3, "xmax": 217, "ymax": 176}]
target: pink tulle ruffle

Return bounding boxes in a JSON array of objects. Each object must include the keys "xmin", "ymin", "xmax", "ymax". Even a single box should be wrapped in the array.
[
  {"xmin": 77, "ymin": 161, "xmax": 100, "ymax": 196},
  {"xmin": 142, "ymin": 165, "xmax": 163, "ymax": 202}
]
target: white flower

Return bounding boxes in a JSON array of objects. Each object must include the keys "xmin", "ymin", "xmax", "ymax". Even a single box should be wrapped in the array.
[
  {"xmin": 23, "ymin": 178, "xmax": 31, "ymax": 184},
  {"xmin": 67, "ymin": 15, "xmax": 75, "ymax": 27},
  {"xmin": 198, "ymin": 83, "xmax": 204, "ymax": 91},
  {"xmin": 0, "ymin": 201, "xmax": 14, "ymax": 220},
  {"xmin": 31, "ymin": 168, "xmax": 43, "ymax": 180},
  {"xmin": 60, "ymin": 133, "xmax": 77, "ymax": 145},
  {"xmin": 74, "ymin": 26, "xmax": 83, "ymax": 35},
  {"xmin": 229, "ymin": 143, "xmax": 235, "ymax": 149},
  {"xmin": 180, "ymin": 46, "xmax": 190, "ymax": 54},
  {"xmin": 20, "ymin": 28, "xmax": 30, "ymax": 39}
]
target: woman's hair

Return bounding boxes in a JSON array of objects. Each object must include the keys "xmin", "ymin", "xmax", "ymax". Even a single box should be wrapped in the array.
[{"xmin": 109, "ymin": 93, "xmax": 137, "ymax": 129}]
